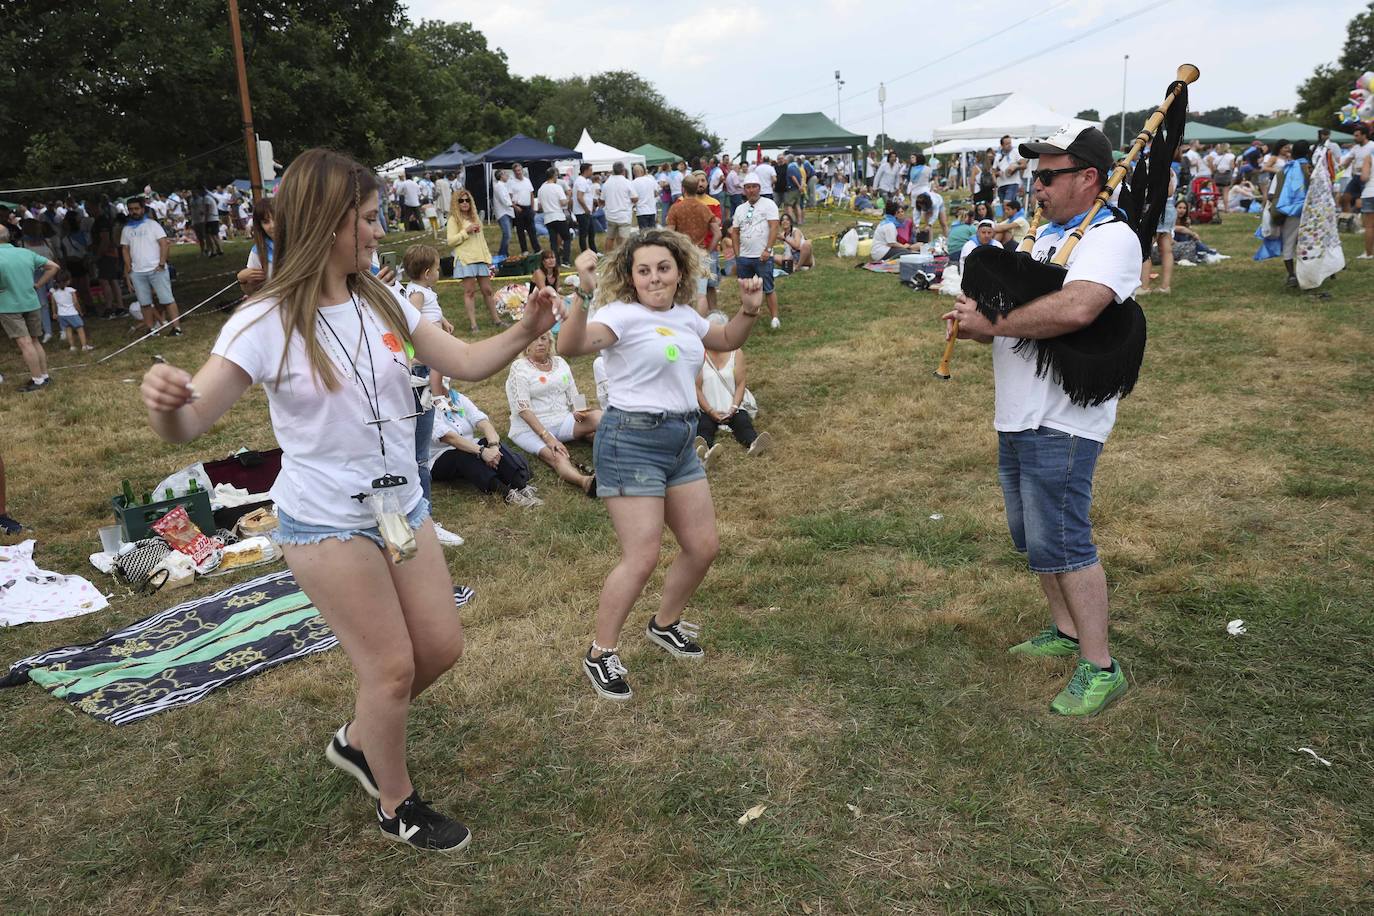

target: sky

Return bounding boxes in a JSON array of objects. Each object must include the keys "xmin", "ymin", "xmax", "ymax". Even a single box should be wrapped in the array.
[{"xmin": 405, "ymin": 0, "xmax": 1365, "ymax": 153}]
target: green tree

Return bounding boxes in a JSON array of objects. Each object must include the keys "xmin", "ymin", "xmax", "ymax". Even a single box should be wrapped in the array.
[
  {"xmin": 1195, "ymin": 106, "xmax": 1247, "ymax": 128},
  {"xmin": 1076, "ymin": 108, "xmax": 1101, "ymax": 122},
  {"xmin": 1101, "ymin": 108, "xmax": 1154, "ymax": 149},
  {"xmin": 531, "ymin": 72, "xmax": 719, "ymax": 160},
  {"xmin": 1295, "ymin": 1, "xmax": 1374, "ymax": 127}
]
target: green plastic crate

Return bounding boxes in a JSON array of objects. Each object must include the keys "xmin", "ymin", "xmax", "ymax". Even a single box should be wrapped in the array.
[{"xmin": 113, "ymin": 489, "xmax": 216, "ymax": 543}]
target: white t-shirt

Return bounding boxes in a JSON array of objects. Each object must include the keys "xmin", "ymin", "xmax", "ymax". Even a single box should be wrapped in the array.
[
  {"xmin": 429, "ymin": 392, "xmax": 490, "ymax": 467},
  {"xmin": 120, "ymin": 219, "xmax": 167, "ymax": 273},
  {"xmin": 992, "ymin": 218, "xmax": 1141, "ymax": 443},
  {"xmin": 755, "ymin": 162, "xmax": 777, "ymax": 195},
  {"xmin": 871, "ymin": 221, "xmax": 899, "ymax": 260},
  {"xmin": 506, "ymin": 356, "xmax": 579, "ymax": 440},
  {"xmin": 602, "ymin": 175, "xmax": 634, "ymax": 222},
  {"xmin": 212, "ymin": 191, "xmax": 231, "ymax": 212},
  {"xmin": 592, "ymin": 355, "xmax": 609, "ymax": 407},
  {"xmin": 993, "ymin": 150, "xmax": 1022, "ymax": 187},
  {"xmin": 593, "ymin": 302, "xmax": 710, "ymax": 414},
  {"xmin": 1186, "ymin": 149, "xmax": 1211, "ymax": 177},
  {"xmin": 537, "ymin": 182, "xmax": 568, "ymax": 222},
  {"xmin": 1343, "ymin": 141, "xmax": 1374, "ymax": 178},
  {"xmin": 492, "ymin": 181, "xmax": 514, "ymax": 220},
  {"xmin": 631, "ymin": 175, "xmax": 660, "ymax": 216},
  {"xmin": 398, "ymin": 179, "xmax": 421, "ymax": 207},
  {"xmin": 211, "ymin": 292, "xmax": 424, "ymax": 528},
  {"xmin": 960, "ymin": 237, "xmax": 1003, "ymax": 262},
  {"xmin": 916, "ymin": 190, "xmax": 944, "ymax": 226},
  {"xmin": 572, "ymin": 175, "xmax": 594, "ymax": 216},
  {"xmin": 434, "ymin": 178, "xmax": 451, "ymax": 209},
  {"xmin": 51, "ymin": 286, "xmax": 80, "ymax": 316},
  {"xmin": 509, "ymin": 175, "xmax": 534, "ymax": 207},
  {"xmin": 732, "ymin": 196, "xmax": 780, "ymax": 259},
  {"xmin": 667, "ymin": 170, "xmax": 684, "ymax": 197},
  {"xmin": 1209, "ymin": 151, "xmax": 1236, "ymax": 174},
  {"xmin": 406, "ymin": 283, "xmax": 443, "ymax": 326}
]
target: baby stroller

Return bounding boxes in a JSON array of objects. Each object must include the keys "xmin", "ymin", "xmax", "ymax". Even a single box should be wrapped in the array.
[{"xmin": 1189, "ymin": 177, "xmax": 1219, "ymax": 223}]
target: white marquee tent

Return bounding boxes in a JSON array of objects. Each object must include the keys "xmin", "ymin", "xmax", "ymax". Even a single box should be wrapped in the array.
[
  {"xmin": 931, "ymin": 93, "xmax": 1102, "ymax": 142},
  {"xmin": 375, "ymin": 156, "xmax": 424, "ymax": 179},
  {"xmin": 572, "ymin": 129, "xmax": 646, "ymax": 172}
]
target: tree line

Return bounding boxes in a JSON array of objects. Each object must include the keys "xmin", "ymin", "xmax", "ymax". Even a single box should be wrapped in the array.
[{"xmin": 0, "ymin": 1, "xmax": 720, "ymax": 191}]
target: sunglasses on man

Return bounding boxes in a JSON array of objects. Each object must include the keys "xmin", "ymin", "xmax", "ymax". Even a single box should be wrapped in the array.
[{"xmin": 1032, "ymin": 165, "xmax": 1089, "ymax": 186}]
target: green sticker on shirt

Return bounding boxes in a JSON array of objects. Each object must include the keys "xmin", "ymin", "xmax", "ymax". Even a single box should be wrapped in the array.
[
  {"xmin": 665, "ymin": 344, "xmax": 680, "ymax": 362},
  {"xmin": 404, "ymin": 341, "xmax": 416, "ymax": 360}
]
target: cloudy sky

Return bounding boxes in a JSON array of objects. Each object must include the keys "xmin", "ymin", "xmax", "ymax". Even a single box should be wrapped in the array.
[{"xmin": 406, "ymin": 0, "xmax": 1365, "ymax": 152}]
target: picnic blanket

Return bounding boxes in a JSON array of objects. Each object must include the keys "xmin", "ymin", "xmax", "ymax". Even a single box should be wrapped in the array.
[
  {"xmin": 0, "ymin": 569, "xmax": 474, "ymax": 725},
  {"xmin": 860, "ymin": 260, "xmax": 902, "ymax": 273}
]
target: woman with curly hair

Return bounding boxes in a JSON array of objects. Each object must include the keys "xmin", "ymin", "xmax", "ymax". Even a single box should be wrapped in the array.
[{"xmin": 556, "ymin": 230, "xmax": 764, "ymax": 700}]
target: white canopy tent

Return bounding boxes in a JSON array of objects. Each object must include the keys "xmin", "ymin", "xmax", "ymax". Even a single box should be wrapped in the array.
[
  {"xmin": 931, "ymin": 94, "xmax": 1101, "ymax": 142},
  {"xmin": 375, "ymin": 156, "xmax": 424, "ymax": 179},
  {"xmin": 571, "ymin": 129, "xmax": 646, "ymax": 172}
]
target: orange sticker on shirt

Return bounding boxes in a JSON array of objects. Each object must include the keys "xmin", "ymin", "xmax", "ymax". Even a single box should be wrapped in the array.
[
  {"xmin": 382, "ymin": 332, "xmax": 402, "ymax": 353},
  {"xmin": 654, "ymin": 327, "xmax": 675, "ymax": 336}
]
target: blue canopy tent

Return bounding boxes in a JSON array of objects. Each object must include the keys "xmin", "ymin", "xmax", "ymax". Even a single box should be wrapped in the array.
[
  {"xmin": 407, "ymin": 143, "xmax": 477, "ymax": 177},
  {"xmin": 231, "ymin": 178, "xmax": 281, "ymax": 194},
  {"xmin": 465, "ymin": 134, "xmax": 582, "ymax": 218}
]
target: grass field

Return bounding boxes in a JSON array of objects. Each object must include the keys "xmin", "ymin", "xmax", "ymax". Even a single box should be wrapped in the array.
[{"xmin": 1, "ymin": 211, "xmax": 1372, "ymax": 913}]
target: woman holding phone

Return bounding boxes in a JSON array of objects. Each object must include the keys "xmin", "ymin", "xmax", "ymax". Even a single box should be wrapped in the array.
[
  {"xmin": 140, "ymin": 148, "xmax": 562, "ymax": 852},
  {"xmin": 556, "ymin": 231, "xmax": 763, "ymax": 700}
]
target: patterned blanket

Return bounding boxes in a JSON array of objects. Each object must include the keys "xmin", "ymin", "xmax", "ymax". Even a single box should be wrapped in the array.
[{"xmin": 0, "ymin": 570, "xmax": 474, "ymax": 725}]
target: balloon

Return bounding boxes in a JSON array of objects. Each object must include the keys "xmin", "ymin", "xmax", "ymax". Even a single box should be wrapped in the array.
[{"xmin": 1356, "ymin": 70, "xmax": 1374, "ymax": 92}]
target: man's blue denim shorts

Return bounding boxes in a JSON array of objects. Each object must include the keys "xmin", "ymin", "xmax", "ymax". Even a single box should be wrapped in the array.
[
  {"xmin": 593, "ymin": 407, "xmax": 704, "ymax": 498},
  {"xmin": 273, "ymin": 498, "xmax": 430, "ymax": 550},
  {"xmin": 997, "ymin": 427, "xmax": 1102, "ymax": 574}
]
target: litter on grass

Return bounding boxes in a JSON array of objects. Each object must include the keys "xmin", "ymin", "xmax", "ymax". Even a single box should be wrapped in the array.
[
  {"xmin": 1293, "ymin": 747, "xmax": 1332, "ymax": 767},
  {"xmin": 1227, "ymin": 619, "xmax": 1247, "ymax": 636},
  {"xmin": 737, "ymin": 804, "xmax": 767, "ymax": 826},
  {"xmin": 929, "ymin": 513, "xmax": 944, "ymax": 521}
]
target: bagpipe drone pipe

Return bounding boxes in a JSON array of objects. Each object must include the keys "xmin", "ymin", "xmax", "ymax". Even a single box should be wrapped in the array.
[{"xmin": 951, "ymin": 64, "xmax": 1199, "ymax": 407}]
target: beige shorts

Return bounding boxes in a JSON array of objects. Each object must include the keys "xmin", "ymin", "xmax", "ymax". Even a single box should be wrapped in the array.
[
  {"xmin": 1, "ymin": 309, "xmax": 42, "ymax": 340},
  {"xmin": 606, "ymin": 220, "xmax": 634, "ymax": 240}
]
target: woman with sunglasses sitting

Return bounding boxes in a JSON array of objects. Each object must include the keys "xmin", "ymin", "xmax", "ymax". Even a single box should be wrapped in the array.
[{"xmin": 446, "ymin": 189, "xmax": 505, "ymax": 333}]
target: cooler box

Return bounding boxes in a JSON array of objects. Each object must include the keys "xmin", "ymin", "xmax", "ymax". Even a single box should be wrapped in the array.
[{"xmin": 899, "ymin": 253, "xmax": 935, "ymax": 283}]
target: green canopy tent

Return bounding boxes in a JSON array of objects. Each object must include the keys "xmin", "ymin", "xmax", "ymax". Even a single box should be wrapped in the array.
[
  {"xmin": 1252, "ymin": 121, "xmax": 1355, "ymax": 143},
  {"xmin": 739, "ymin": 112, "xmax": 867, "ymax": 158},
  {"xmin": 1183, "ymin": 121, "xmax": 1253, "ymax": 144},
  {"xmin": 629, "ymin": 143, "xmax": 683, "ymax": 167}
]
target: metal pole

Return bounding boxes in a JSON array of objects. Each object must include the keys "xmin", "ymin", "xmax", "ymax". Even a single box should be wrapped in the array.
[
  {"xmin": 835, "ymin": 70, "xmax": 843, "ymax": 124},
  {"xmin": 228, "ymin": 0, "xmax": 263, "ymax": 206},
  {"xmin": 879, "ymin": 82, "xmax": 887, "ymax": 155},
  {"xmin": 1119, "ymin": 54, "xmax": 1130, "ymax": 149}
]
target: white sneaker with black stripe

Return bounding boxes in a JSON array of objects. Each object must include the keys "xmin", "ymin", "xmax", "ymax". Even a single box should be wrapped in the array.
[
  {"xmin": 645, "ymin": 618, "xmax": 704, "ymax": 660},
  {"xmin": 377, "ymin": 791, "xmax": 472, "ymax": 853},
  {"xmin": 583, "ymin": 650, "xmax": 633, "ymax": 700}
]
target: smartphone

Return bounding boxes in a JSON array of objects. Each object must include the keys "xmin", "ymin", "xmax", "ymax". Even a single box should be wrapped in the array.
[
  {"xmin": 572, "ymin": 393, "xmax": 588, "ymax": 411},
  {"xmin": 380, "ymin": 250, "xmax": 399, "ymax": 270}
]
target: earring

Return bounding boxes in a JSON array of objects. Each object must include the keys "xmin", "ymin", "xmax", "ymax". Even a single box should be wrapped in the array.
[{"xmin": 331, "ymin": 232, "xmax": 337, "ymax": 242}]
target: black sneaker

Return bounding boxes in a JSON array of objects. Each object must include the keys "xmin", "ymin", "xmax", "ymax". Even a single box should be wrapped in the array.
[
  {"xmin": 170, "ymin": 327, "xmax": 184, "ymax": 337},
  {"xmin": 646, "ymin": 618, "xmax": 704, "ymax": 660},
  {"xmin": 583, "ymin": 650, "xmax": 632, "ymax": 701},
  {"xmin": 0, "ymin": 514, "xmax": 23, "ymax": 535},
  {"xmin": 377, "ymin": 792, "xmax": 471, "ymax": 853},
  {"xmin": 325, "ymin": 724, "xmax": 380, "ymax": 799},
  {"xmin": 18, "ymin": 378, "xmax": 50, "ymax": 393}
]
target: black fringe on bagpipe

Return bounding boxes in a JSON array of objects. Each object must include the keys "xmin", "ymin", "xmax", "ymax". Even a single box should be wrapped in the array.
[{"xmin": 957, "ymin": 80, "xmax": 1188, "ymax": 407}]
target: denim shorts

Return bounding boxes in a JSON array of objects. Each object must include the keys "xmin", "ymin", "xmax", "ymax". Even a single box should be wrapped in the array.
[
  {"xmin": 593, "ymin": 407, "xmax": 704, "ymax": 498},
  {"xmin": 997, "ymin": 427, "xmax": 1103, "ymax": 574},
  {"xmin": 130, "ymin": 269, "xmax": 175, "ymax": 306},
  {"xmin": 735, "ymin": 256, "xmax": 775, "ymax": 294},
  {"xmin": 273, "ymin": 498, "xmax": 430, "ymax": 550},
  {"xmin": 58, "ymin": 314, "xmax": 85, "ymax": 330}
]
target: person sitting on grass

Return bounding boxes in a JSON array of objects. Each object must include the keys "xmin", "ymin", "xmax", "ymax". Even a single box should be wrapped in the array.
[
  {"xmin": 694, "ymin": 310, "xmax": 772, "ymax": 469},
  {"xmin": 990, "ymin": 197, "xmax": 1029, "ymax": 247},
  {"xmin": 1172, "ymin": 200, "xmax": 1220, "ymax": 260},
  {"xmin": 429, "ymin": 380, "xmax": 542, "ymax": 507},
  {"xmin": 947, "ymin": 208, "xmax": 976, "ymax": 266},
  {"xmin": 777, "ymin": 214, "xmax": 814, "ymax": 272},
  {"xmin": 959, "ymin": 219, "xmax": 1003, "ymax": 265},
  {"xmin": 49, "ymin": 269, "xmax": 93, "ymax": 352},
  {"xmin": 504, "ymin": 331, "xmax": 600, "ymax": 495},
  {"xmin": 871, "ymin": 201, "xmax": 916, "ymax": 261}
]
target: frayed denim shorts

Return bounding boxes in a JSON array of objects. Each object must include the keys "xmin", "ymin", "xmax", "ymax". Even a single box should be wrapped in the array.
[
  {"xmin": 997, "ymin": 427, "xmax": 1102, "ymax": 574},
  {"xmin": 593, "ymin": 407, "xmax": 704, "ymax": 498},
  {"xmin": 273, "ymin": 498, "xmax": 430, "ymax": 550}
]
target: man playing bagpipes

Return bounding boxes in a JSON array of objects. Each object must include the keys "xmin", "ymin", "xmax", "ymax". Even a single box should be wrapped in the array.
[{"xmin": 936, "ymin": 66, "xmax": 1195, "ymax": 716}]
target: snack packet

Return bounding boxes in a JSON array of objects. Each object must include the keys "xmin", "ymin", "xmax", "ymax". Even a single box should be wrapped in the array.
[{"xmin": 151, "ymin": 505, "xmax": 222, "ymax": 574}]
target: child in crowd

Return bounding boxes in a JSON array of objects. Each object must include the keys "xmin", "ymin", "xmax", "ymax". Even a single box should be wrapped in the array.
[
  {"xmin": 403, "ymin": 244, "xmax": 464, "ymax": 548},
  {"xmin": 50, "ymin": 270, "xmax": 93, "ymax": 351}
]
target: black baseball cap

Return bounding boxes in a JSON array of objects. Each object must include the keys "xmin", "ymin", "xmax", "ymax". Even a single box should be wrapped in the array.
[{"xmin": 1020, "ymin": 125, "xmax": 1114, "ymax": 178}]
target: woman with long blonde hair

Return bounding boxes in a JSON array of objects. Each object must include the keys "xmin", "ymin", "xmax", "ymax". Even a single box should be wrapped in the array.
[
  {"xmin": 556, "ymin": 231, "xmax": 763, "ymax": 701},
  {"xmin": 446, "ymin": 187, "xmax": 502, "ymax": 333},
  {"xmin": 141, "ymin": 148, "xmax": 562, "ymax": 853}
]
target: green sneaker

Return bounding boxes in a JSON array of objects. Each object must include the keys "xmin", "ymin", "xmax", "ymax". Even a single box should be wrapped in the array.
[
  {"xmin": 1008, "ymin": 625, "xmax": 1078, "ymax": 657},
  {"xmin": 1050, "ymin": 659, "xmax": 1128, "ymax": 717}
]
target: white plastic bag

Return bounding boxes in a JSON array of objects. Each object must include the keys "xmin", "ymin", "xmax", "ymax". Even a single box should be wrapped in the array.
[
  {"xmin": 154, "ymin": 462, "xmax": 213, "ymax": 503},
  {"xmin": 838, "ymin": 229, "xmax": 858, "ymax": 258},
  {"xmin": 939, "ymin": 264, "xmax": 963, "ymax": 296}
]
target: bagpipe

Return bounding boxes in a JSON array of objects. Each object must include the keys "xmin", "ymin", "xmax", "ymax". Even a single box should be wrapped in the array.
[{"xmin": 937, "ymin": 64, "xmax": 1199, "ymax": 407}]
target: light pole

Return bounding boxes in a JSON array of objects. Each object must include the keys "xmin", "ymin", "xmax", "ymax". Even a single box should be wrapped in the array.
[
  {"xmin": 879, "ymin": 82, "xmax": 887, "ymax": 154},
  {"xmin": 1119, "ymin": 54, "xmax": 1130, "ymax": 149},
  {"xmin": 835, "ymin": 70, "xmax": 845, "ymax": 124}
]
